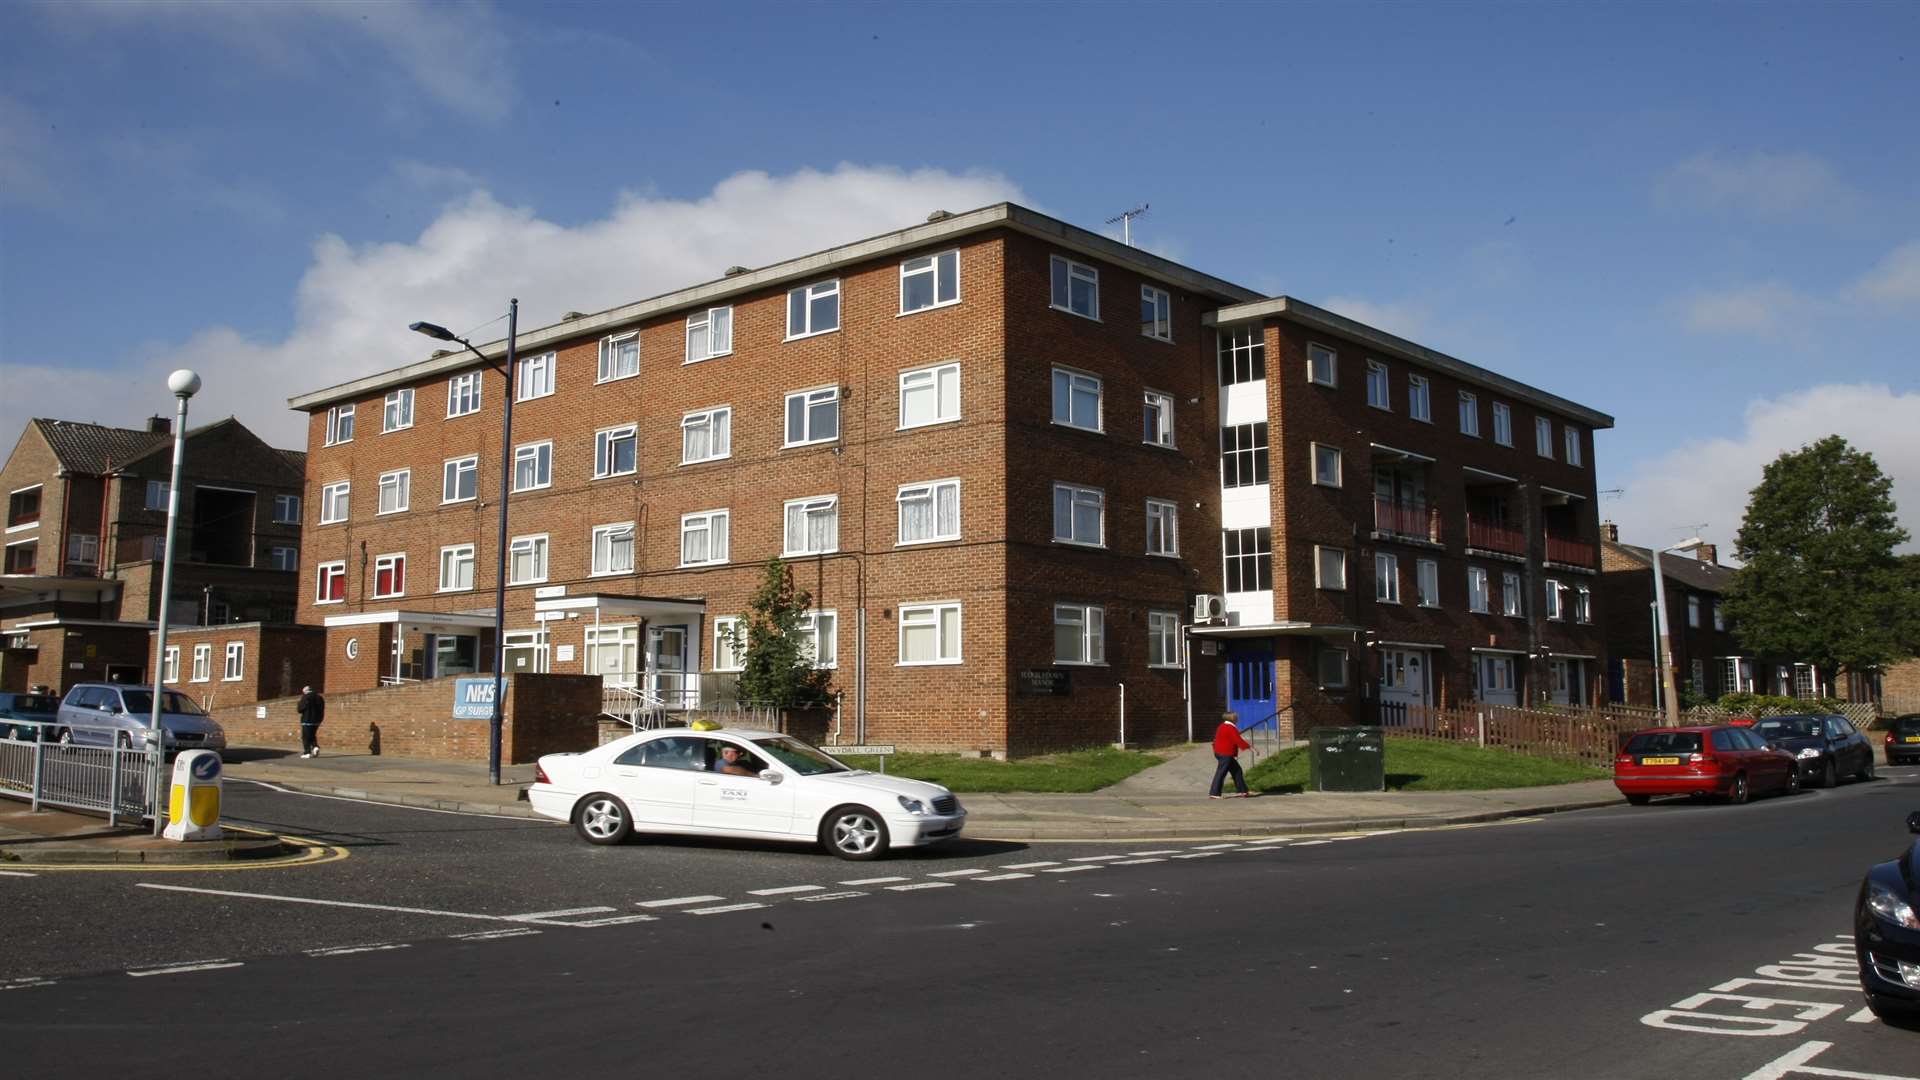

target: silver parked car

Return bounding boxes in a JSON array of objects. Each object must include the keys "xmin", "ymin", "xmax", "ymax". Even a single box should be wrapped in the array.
[{"xmin": 54, "ymin": 684, "xmax": 227, "ymax": 752}]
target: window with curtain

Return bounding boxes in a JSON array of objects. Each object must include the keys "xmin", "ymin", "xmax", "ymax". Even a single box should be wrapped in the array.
[
  {"xmin": 897, "ymin": 480, "xmax": 960, "ymax": 544},
  {"xmin": 784, "ymin": 497, "xmax": 838, "ymax": 556}
]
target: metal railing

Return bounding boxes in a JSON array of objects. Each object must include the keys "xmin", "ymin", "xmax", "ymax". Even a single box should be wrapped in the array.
[
  {"xmin": 1466, "ymin": 515, "xmax": 1527, "ymax": 555},
  {"xmin": 1545, "ymin": 535, "xmax": 1596, "ymax": 567},
  {"xmin": 1373, "ymin": 497, "xmax": 1443, "ymax": 543},
  {"xmin": 0, "ymin": 721, "xmax": 160, "ymax": 826}
]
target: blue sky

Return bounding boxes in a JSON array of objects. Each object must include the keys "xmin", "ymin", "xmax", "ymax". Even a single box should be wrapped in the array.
[{"xmin": 2, "ymin": 0, "xmax": 1916, "ymax": 552}]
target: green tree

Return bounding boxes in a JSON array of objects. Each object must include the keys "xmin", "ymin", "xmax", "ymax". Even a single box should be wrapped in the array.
[
  {"xmin": 1725, "ymin": 436, "xmax": 1916, "ymax": 678},
  {"xmin": 728, "ymin": 558, "xmax": 834, "ymax": 708}
]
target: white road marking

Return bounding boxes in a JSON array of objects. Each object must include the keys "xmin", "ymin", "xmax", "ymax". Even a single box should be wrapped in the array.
[
  {"xmin": 307, "ymin": 943, "xmax": 411, "ymax": 957},
  {"xmin": 1846, "ymin": 1006, "xmax": 1878, "ymax": 1023},
  {"xmin": 1290, "ymin": 840, "xmax": 1331, "ymax": 847},
  {"xmin": 128, "ymin": 961, "xmax": 243, "ymax": 977},
  {"xmin": 1194, "ymin": 843, "xmax": 1242, "ymax": 850},
  {"xmin": 2, "ymin": 977, "xmax": 54, "ymax": 991},
  {"xmin": 1068, "ymin": 855, "xmax": 1127, "ymax": 862},
  {"xmin": 1741, "ymin": 1039, "xmax": 1920, "ymax": 1080},
  {"xmin": 637, "ymin": 895, "xmax": 728, "ymax": 908},
  {"xmin": 886, "ymin": 882, "xmax": 956, "ymax": 891},
  {"xmin": 0, "ymin": 870, "xmax": 38, "ymax": 877},
  {"xmin": 1043, "ymin": 865, "xmax": 1100, "ymax": 874},
  {"xmin": 839, "ymin": 876, "xmax": 909, "ymax": 885},
  {"xmin": 975, "ymin": 873, "xmax": 1034, "ymax": 882},
  {"xmin": 793, "ymin": 891, "xmax": 867, "ymax": 903},
  {"xmin": 1366, "ymin": 829, "xmax": 1404, "ymax": 836},
  {"xmin": 1127, "ymin": 850, "xmax": 1182, "ymax": 856},
  {"xmin": 507, "ymin": 906, "xmax": 616, "ymax": 920},
  {"xmin": 1112, "ymin": 858, "xmax": 1166, "ymax": 866},
  {"xmin": 685, "ymin": 902, "xmax": 769, "ymax": 915},
  {"xmin": 450, "ymin": 928, "xmax": 542, "ymax": 941},
  {"xmin": 137, "ymin": 883, "xmax": 574, "ymax": 926},
  {"xmin": 228, "ymin": 778, "xmax": 553, "ymax": 822},
  {"xmin": 747, "ymin": 885, "xmax": 825, "ymax": 896},
  {"xmin": 927, "ymin": 868, "xmax": 988, "ymax": 877},
  {"xmin": 1172, "ymin": 852, "xmax": 1220, "ymax": 859},
  {"xmin": 1246, "ymin": 837, "xmax": 1295, "ymax": 845},
  {"xmin": 999, "ymin": 861, "xmax": 1059, "ymax": 869},
  {"xmin": 569, "ymin": 914, "xmax": 660, "ymax": 927}
]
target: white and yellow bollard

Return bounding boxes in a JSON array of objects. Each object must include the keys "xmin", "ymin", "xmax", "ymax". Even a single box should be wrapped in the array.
[{"xmin": 162, "ymin": 750, "xmax": 224, "ymax": 841}]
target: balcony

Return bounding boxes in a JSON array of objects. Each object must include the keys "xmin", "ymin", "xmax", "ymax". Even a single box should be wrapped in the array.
[
  {"xmin": 1466, "ymin": 515, "xmax": 1526, "ymax": 556},
  {"xmin": 1545, "ymin": 535, "xmax": 1596, "ymax": 568},
  {"xmin": 1373, "ymin": 497, "xmax": 1443, "ymax": 545}
]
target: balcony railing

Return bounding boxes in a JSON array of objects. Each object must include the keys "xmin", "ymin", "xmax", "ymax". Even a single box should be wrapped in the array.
[
  {"xmin": 1546, "ymin": 535, "xmax": 1596, "ymax": 567},
  {"xmin": 1373, "ymin": 497, "xmax": 1442, "ymax": 544},
  {"xmin": 1466, "ymin": 515, "xmax": 1527, "ymax": 556}
]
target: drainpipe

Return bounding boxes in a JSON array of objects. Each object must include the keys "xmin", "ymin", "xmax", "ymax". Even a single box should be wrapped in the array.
[
  {"xmin": 1116, "ymin": 682, "xmax": 1126, "ymax": 749},
  {"xmin": 1182, "ymin": 626, "xmax": 1193, "ymax": 743}
]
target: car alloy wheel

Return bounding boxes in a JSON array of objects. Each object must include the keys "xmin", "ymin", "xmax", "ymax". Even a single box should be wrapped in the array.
[
  {"xmin": 56, "ymin": 728, "xmax": 73, "ymax": 747},
  {"xmin": 1785, "ymin": 769, "xmax": 1801, "ymax": 797},
  {"xmin": 1859, "ymin": 757, "xmax": 1875, "ymax": 782},
  {"xmin": 823, "ymin": 806, "xmax": 889, "ymax": 861},
  {"xmin": 1821, "ymin": 760, "xmax": 1837, "ymax": 789},
  {"xmin": 573, "ymin": 793, "xmax": 632, "ymax": 846},
  {"xmin": 1727, "ymin": 773, "xmax": 1749, "ymax": 805}
]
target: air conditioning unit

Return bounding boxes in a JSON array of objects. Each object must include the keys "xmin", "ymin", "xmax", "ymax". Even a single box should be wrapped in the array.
[{"xmin": 1191, "ymin": 594, "xmax": 1225, "ymax": 623}]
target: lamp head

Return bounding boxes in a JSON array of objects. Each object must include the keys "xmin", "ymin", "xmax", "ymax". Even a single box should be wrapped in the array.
[
  {"xmin": 409, "ymin": 321, "xmax": 457, "ymax": 342},
  {"xmin": 167, "ymin": 369, "xmax": 202, "ymax": 398}
]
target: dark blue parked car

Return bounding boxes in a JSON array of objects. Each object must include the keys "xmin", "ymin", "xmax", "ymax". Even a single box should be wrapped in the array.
[{"xmin": 0, "ymin": 691, "xmax": 60, "ymax": 741}]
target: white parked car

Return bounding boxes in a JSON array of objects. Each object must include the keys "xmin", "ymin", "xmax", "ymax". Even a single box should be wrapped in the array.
[{"xmin": 528, "ymin": 727, "xmax": 966, "ymax": 860}]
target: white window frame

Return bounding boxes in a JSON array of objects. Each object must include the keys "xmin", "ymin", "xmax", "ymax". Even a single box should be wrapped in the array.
[
  {"xmin": 896, "ymin": 479, "xmax": 961, "ymax": 546},
  {"xmin": 1049, "ymin": 255, "xmax": 1100, "ymax": 320},
  {"xmin": 711, "ymin": 617, "xmax": 744, "ymax": 673},
  {"xmin": 324, "ymin": 404, "xmax": 354, "ymax": 446},
  {"xmin": 1053, "ymin": 603, "xmax": 1106, "ymax": 665},
  {"xmin": 319, "ymin": 481, "xmax": 350, "ymax": 524},
  {"xmin": 1459, "ymin": 391, "xmax": 1480, "ymax": 437},
  {"xmin": 1417, "ymin": 558, "xmax": 1440, "ymax": 608},
  {"xmin": 508, "ymin": 534, "xmax": 549, "ymax": 586},
  {"xmin": 1536, "ymin": 416, "xmax": 1554, "ymax": 458},
  {"xmin": 145, "ymin": 480, "xmax": 170, "ymax": 511},
  {"xmin": 272, "ymin": 494, "xmax": 302, "ymax": 524},
  {"xmin": 270, "ymin": 546, "xmax": 298, "ymax": 572},
  {"xmin": 512, "ymin": 441, "xmax": 553, "ymax": 492},
  {"xmin": 442, "ymin": 455, "xmax": 478, "ymax": 504},
  {"xmin": 784, "ymin": 386, "xmax": 841, "ymax": 447},
  {"xmin": 681, "ymin": 407, "xmax": 733, "ymax": 464},
  {"xmin": 1052, "ymin": 483, "xmax": 1105, "ymax": 548},
  {"xmin": 899, "ymin": 363, "xmax": 961, "ymax": 430},
  {"xmin": 447, "ymin": 371, "xmax": 483, "ymax": 418},
  {"xmin": 1050, "ymin": 367, "xmax": 1103, "ymax": 433},
  {"xmin": 1307, "ymin": 343, "xmax": 1338, "ymax": 387},
  {"xmin": 1575, "ymin": 584, "xmax": 1593, "ymax": 624},
  {"xmin": 382, "ymin": 388, "xmax": 414, "ymax": 433},
  {"xmin": 1142, "ymin": 389, "xmax": 1176, "ymax": 448},
  {"xmin": 1315, "ymin": 545, "xmax": 1348, "ymax": 591},
  {"xmin": 685, "ymin": 306, "xmax": 733, "ymax": 363},
  {"xmin": 1545, "ymin": 578, "xmax": 1565, "ymax": 621},
  {"xmin": 1492, "ymin": 402, "xmax": 1512, "ymax": 446},
  {"xmin": 1140, "ymin": 285, "xmax": 1172, "ymax": 342},
  {"xmin": 593, "ymin": 522, "xmax": 637, "ymax": 576},
  {"xmin": 782, "ymin": 497, "xmax": 840, "ymax": 557},
  {"xmin": 900, "ymin": 250, "xmax": 960, "ymax": 315},
  {"xmin": 785, "ymin": 279, "xmax": 841, "ymax": 340},
  {"xmin": 517, "ymin": 352, "xmax": 556, "ymax": 402},
  {"xmin": 1376, "ymin": 552, "xmax": 1401, "ymax": 604},
  {"xmin": 796, "ymin": 610, "xmax": 838, "ymax": 669},
  {"xmin": 163, "ymin": 645, "xmax": 180, "ymax": 684},
  {"xmin": 1366, "ymin": 360, "xmax": 1390, "ymax": 409},
  {"xmin": 678, "ymin": 511, "xmax": 730, "ymax": 568},
  {"xmin": 315, "ymin": 561, "xmax": 347, "ymax": 605},
  {"xmin": 67, "ymin": 533, "xmax": 99, "ymax": 567},
  {"xmin": 1408, "ymin": 375, "xmax": 1431, "ymax": 423},
  {"xmin": 1502, "ymin": 571, "xmax": 1523, "ymax": 617},
  {"xmin": 898, "ymin": 602, "xmax": 963, "ymax": 666},
  {"xmin": 1469, "ymin": 566, "xmax": 1490, "ymax": 613},
  {"xmin": 376, "ymin": 469, "xmax": 410, "ymax": 516},
  {"xmin": 1687, "ymin": 594, "xmax": 1700, "ymax": 628},
  {"xmin": 190, "ymin": 644, "xmax": 211, "ymax": 684},
  {"xmin": 1564, "ymin": 425, "xmax": 1583, "ymax": 467},
  {"xmin": 1312, "ymin": 442, "xmax": 1343, "ymax": 487},
  {"xmin": 438, "ymin": 544, "xmax": 475, "ymax": 593},
  {"xmin": 594, "ymin": 425, "xmax": 638, "ymax": 479},
  {"xmin": 598, "ymin": 331, "xmax": 640, "ymax": 384},
  {"xmin": 1147, "ymin": 611, "xmax": 1182, "ymax": 669},
  {"xmin": 1145, "ymin": 499, "xmax": 1179, "ymax": 557},
  {"xmin": 223, "ymin": 642, "xmax": 245, "ymax": 682},
  {"xmin": 372, "ymin": 552, "xmax": 406, "ymax": 599}
]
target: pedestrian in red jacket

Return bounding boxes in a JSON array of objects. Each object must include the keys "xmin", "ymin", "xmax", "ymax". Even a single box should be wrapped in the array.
[{"xmin": 1209, "ymin": 714, "xmax": 1255, "ymax": 799}]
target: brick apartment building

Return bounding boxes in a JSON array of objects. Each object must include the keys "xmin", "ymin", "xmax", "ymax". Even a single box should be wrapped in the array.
[
  {"xmin": 287, "ymin": 203, "xmax": 1612, "ymax": 756},
  {"xmin": 0, "ymin": 416, "xmax": 306, "ymax": 696}
]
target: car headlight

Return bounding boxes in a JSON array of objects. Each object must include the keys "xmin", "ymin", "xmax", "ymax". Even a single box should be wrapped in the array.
[
  {"xmin": 897, "ymin": 796, "xmax": 927, "ymax": 815},
  {"xmin": 1796, "ymin": 747, "xmax": 1821, "ymax": 759},
  {"xmin": 1867, "ymin": 880, "xmax": 1920, "ymax": 930}
]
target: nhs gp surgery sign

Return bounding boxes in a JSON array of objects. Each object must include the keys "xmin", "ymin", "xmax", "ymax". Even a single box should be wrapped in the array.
[{"xmin": 454, "ymin": 678, "xmax": 499, "ymax": 720}]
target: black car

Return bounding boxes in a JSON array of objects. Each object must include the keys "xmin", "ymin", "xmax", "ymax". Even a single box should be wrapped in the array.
[
  {"xmin": 1750, "ymin": 713, "xmax": 1874, "ymax": 788},
  {"xmin": 1855, "ymin": 809, "xmax": 1920, "ymax": 1025},
  {"xmin": 0, "ymin": 691, "xmax": 60, "ymax": 742},
  {"xmin": 1887, "ymin": 714, "xmax": 1920, "ymax": 768}
]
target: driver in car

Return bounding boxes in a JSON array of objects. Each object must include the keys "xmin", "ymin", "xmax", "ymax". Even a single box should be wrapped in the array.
[{"xmin": 715, "ymin": 744, "xmax": 760, "ymax": 777}]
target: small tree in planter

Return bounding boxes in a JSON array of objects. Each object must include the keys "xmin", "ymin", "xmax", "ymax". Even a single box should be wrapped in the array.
[{"xmin": 725, "ymin": 558, "xmax": 834, "ymax": 736}]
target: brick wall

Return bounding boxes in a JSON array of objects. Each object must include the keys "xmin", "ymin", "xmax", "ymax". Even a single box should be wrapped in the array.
[
  {"xmin": 0, "ymin": 425, "xmax": 63, "ymax": 577},
  {"xmin": 153, "ymin": 623, "xmax": 325, "ymax": 708}
]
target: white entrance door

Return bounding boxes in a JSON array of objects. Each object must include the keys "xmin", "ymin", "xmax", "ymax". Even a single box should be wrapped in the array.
[
  {"xmin": 1479, "ymin": 655, "xmax": 1519, "ymax": 706},
  {"xmin": 649, "ymin": 626, "xmax": 688, "ymax": 707},
  {"xmin": 1379, "ymin": 648, "xmax": 1431, "ymax": 724},
  {"xmin": 586, "ymin": 624, "xmax": 640, "ymax": 688}
]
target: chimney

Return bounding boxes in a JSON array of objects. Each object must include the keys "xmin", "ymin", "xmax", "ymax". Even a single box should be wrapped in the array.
[
  {"xmin": 147, "ymin": 416, "xmax": 170, "ymax": 435},
  {"xmin": 926, "ymin": 209, "xmax": 954, "ymax": 223},
  {"xmin": 723, "ymin": 265, "xmax": 751, "ymax": 277},
  {"xmin": 1694, "ymin": 544, "xmax": 1718, "ymax": 565},
  {"xmin": 1600, "ymin": 520, "xmax": 1619, "ymax": 543}
]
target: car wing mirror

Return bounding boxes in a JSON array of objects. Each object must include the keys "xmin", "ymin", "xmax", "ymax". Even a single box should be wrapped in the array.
[
  {"xmin": 1907, "ymin": 811, "xmax": 1920, "ymax": 835},
  {"xmin": 763, "ymin": 771, "xmax": 784, "ymax": 786}
]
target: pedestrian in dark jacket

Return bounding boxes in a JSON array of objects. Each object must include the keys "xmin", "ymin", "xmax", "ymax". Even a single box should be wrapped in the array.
[
  {"xmin": 1209, "ymin": 714, "xmax": 1255, "ymax": 799},
  {"xmin": 295, "ymin": 686, "xmax": 325, "ymax": 759}
]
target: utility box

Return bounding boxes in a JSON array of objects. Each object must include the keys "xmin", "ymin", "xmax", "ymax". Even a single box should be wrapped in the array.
[{"xmin": 1309, "ymin": 726, "xmax": 1385, "ymax": 792}]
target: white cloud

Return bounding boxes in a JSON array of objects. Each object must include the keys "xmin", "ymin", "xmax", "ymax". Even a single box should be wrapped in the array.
[
  {"xmin": 0, "ymin": 164, "xmax": 1024, "ymax": 448},
  {"xmin": 1656, "ymin": 149, "xmax": 1854, "ymax": 218},
  {"xmin": 1677, "ymin": 282, "xmax": 1812, "ymax": 338},
  {"xmin": 1609, "ymin": 383, "xmax": 1920, "ymax": 558},
  {"xmin": 1852, "ymin": 240, "xmax": 1920, "ymax": 308}
]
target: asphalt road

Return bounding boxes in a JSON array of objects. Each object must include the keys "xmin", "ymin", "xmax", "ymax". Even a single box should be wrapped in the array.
[{"xmin": 6, "ymin": 771, "xmax": 1920, "ymax": 1078}]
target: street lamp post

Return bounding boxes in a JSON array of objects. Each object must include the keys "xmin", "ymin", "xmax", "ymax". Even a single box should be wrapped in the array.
[
  {"xmin": 147, "ymin": 368, "xmax": 200, "ymax": 836},
  {"xmin": 410, "ymin": 302, "xmax": 517, "ymax": 785},
  {"xmin": 1650, "ymin": 536, "xmax": 1705, "ymax": 727}
]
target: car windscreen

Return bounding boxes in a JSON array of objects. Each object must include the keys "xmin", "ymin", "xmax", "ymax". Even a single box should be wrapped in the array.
[
  {"xmin": 120, "ymin": 691, "xmax": 206, "ymax": 716},
  {"xmin": 8, "ymin": 694, "xmax": 58, "ymax": 715},
  {"xmin": 1753, "ymin": 717, "xmax": 1820, "ymax": 739},
  {"xmin": 1894, "ymin": 715, "xmax": 1920, "ymax": 735},
  {"xmin": 752, "ymin": 736, "xmax": 852, "ymax": 776},
  {"xmin": 1624, "ymin": 732, "xmax": 1702, "ymax": 755}
]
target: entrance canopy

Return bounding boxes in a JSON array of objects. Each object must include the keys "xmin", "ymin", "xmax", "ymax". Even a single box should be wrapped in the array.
[
  {"xmin": 1189, "ymin": 620, "xmax": 1364, "ymax": 640},
  {"xmin": 531, "ymin": 594, "xmax": 705, "ymax": 620}
]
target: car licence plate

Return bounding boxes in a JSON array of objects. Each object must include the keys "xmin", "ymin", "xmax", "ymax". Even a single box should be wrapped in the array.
[
  {"xmin": 1639, "ymin": 756, "xmax": 1681, "ymax": 765},
  {"xmin": 1903, "ymin": 736, "xmax": 1920, "ymax": 743}
]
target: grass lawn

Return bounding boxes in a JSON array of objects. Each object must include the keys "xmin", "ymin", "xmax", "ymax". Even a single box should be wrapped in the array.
[
  {"xmin": 833, "ymin": 746, "xmax": 1167, "ymax": 793},
  {"xmin": 1244, "ymin": 738, "xmax": 1609, "ymax": 793}
]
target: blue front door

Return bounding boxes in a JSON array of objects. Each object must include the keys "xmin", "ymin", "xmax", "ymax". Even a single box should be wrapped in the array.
[{"xmin": 1225, "ymin": 644, "xmax": 1276, "ymax": 732}]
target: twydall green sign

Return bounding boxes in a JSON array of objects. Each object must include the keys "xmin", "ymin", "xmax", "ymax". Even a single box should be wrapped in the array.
[{"xmin": 453, "ymin": 678, "xmax": 498, "ymax": 720}]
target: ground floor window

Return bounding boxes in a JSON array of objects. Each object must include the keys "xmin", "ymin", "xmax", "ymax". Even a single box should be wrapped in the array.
[
  {"xmin": 1146, "ymin": 611, "xmax": 1180, "ymax": 668},
  {"xmin": 899, "ymin": 603, "xmax": 962, "ymax": 665},
  {"xmin": 502, "ymin": 629, "xmax": 549, "ymax": 674},
  {"xmin": 1053, "ymin": 603, "xmax": 1104, "ymax": 665}
]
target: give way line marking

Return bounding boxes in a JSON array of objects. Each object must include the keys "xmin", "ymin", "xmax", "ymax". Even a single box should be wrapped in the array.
[{"xmin": 136, "ymin": 883, "xmax": 601, "ymax": 926}]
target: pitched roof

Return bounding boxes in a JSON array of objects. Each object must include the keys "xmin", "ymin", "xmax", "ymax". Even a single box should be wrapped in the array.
[
  {"xmin": 1603, "ymin": 540, "xmax": 1736, "ymax": 594},
  {"xmin": 276, "ymin": 448, "xmax": 307, "ymax": 474},
  {"xmin": 31, "ymin": 419, "xmax": 168, "ymax": 474}
]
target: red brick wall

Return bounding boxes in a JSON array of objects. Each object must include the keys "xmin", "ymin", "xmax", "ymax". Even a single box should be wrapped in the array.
[
  {"xmin": 152, "ymin": 623, "xmax": 325, "ymax": 707},
  {"xmin": 0, "ymin": 425, "xmax": 64, "ymax": 577}
]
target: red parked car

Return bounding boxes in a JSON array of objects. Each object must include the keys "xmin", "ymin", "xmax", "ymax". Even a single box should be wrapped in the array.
[{"xmin": 1614, "ymin": 725, "xmax": 1800, "ymax": 805}]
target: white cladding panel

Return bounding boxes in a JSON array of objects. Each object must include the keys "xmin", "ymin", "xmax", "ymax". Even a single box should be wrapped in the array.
[
  {"xmin": 1220, "ymin": 484, "xmax": 1272, "ymax": 530},
  {"xmin": 1222, "ymin": 590, "xmax": 1274, "ymax": 626},
  {"xmin": 1222, "ymin": 381, "xmax": 1268, "ymax": 427}
]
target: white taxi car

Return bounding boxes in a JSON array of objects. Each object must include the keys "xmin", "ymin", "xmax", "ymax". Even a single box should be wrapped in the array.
[{"xmin": 528, "ymin": 727, "xmax": 966, "ymax": 860}]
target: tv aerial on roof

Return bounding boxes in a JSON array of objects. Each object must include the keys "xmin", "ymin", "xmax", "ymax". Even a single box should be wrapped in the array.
[{"xmin": 1105, "ymin": 203, "xmax": 1149, "ymax": 247}]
